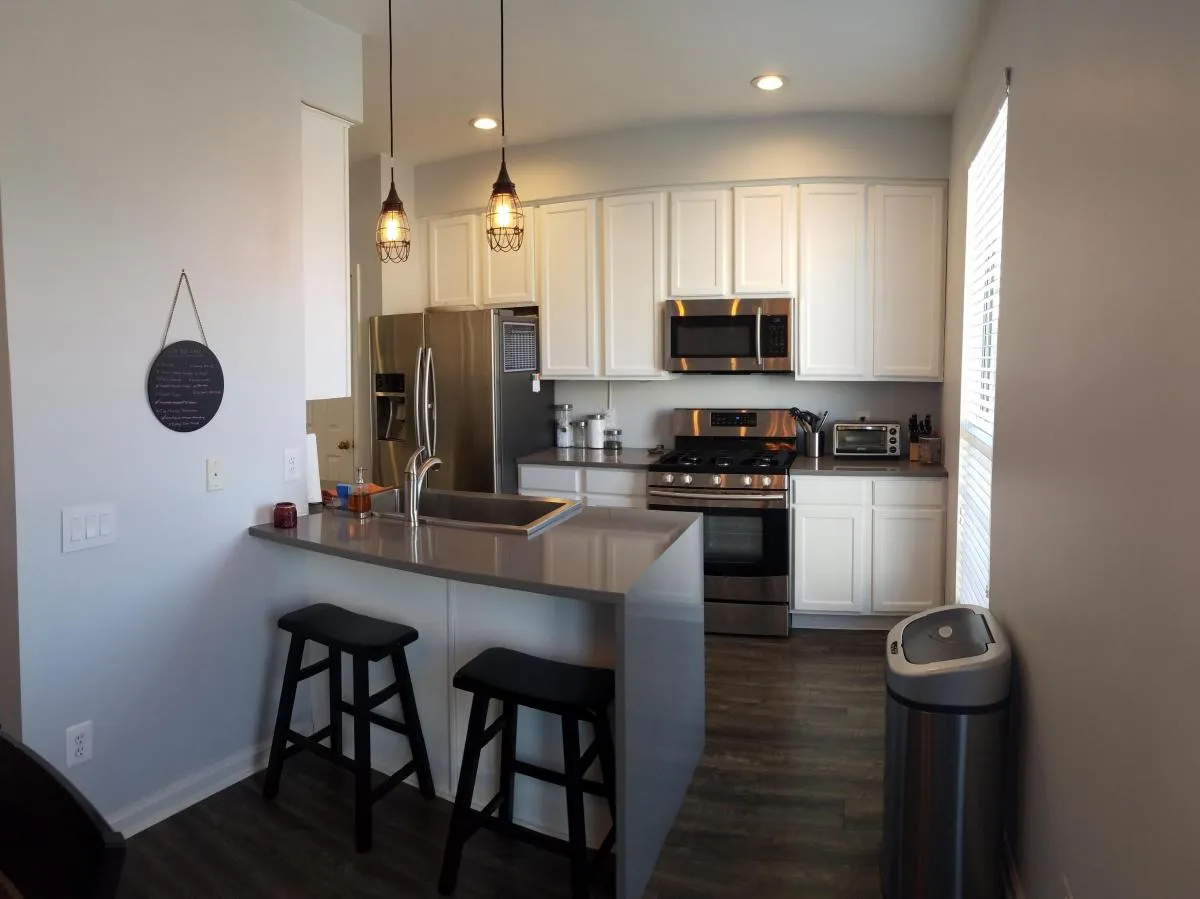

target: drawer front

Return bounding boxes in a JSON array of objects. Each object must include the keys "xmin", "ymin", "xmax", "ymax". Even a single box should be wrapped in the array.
[
  {"xmin": 583, "ymin": 468, "xmax": 647, "ymax": 497},
  {"xmin": 790, "ymin": 476, "xmax": 870, "ymax": 506},
  {"xmin": 873, "ymin": 479, "xmax": 947, "ymax": 508},
  {"xmin": 518, "ymin": 465, "xmax": 582, "ymax": 494}
]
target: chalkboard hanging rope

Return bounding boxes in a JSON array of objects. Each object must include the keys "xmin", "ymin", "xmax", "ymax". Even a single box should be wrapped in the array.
[{"xmin": 160, "ymin": 269, "xmax": 210, "ymax": 351}]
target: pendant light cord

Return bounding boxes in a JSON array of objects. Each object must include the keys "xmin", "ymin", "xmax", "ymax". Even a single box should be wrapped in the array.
[
  {"xmin": 500, "ymin": 0, "xmax": 506, "ymax": 163},
  {"xmin": 388, "ymin": 0, "xmax": 395, "ymax": 180}
]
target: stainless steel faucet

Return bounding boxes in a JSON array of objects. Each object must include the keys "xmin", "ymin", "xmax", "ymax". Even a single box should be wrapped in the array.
[{"xmin": 405, "ymin": 453, "xmax": 441, "ymax": 527}]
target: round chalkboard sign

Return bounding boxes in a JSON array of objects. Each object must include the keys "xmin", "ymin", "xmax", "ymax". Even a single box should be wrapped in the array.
[{"xmin": 147, "ymin": 340, "xmax": 224, "ymax": 432}]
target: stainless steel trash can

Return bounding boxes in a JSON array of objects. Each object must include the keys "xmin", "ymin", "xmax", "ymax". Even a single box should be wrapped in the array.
[{"xmin": 883, "ymin": 605, "xmax": 1011, "ymax": 899}]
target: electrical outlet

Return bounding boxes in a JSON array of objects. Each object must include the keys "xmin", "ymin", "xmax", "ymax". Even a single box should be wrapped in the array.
[
  {"xmin": 206, "ymin": 458, "xmax": 224, "ymax": 492},
  {"xmin": 284, "ymin": 448, "xmax": 301, "ymax": 482},
  {"xmin": 1063, "ymin": 876, "xmax": 1075, "ymax": 899},
  {"xmin": 66, "ymin": 720, "xmax": 93, "ymax": 767},
  {"xmin": 855, "ymin": 410, "xmax": 871, "ymax": 422}
]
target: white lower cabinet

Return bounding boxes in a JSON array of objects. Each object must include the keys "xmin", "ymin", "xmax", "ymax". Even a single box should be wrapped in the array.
[
  {"xmin": 870, "ymin": 507, "xmax": 945, "ymax": 614},
  {"xmin": 791, "ymin": 504, "xmax": 868, "ymax": 613},
  {"xmin": 791, "ymin": 476, "xmax": 946, "ymax": 616}
]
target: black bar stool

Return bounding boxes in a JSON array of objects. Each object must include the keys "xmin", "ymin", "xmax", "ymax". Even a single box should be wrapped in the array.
[
  {"xmin": 438, "ymin": 647, "xmax": 617, "ymax": 899},
  {"xmin": 263, "ymin": 602, "xmax": 435, "ymax": 852}
]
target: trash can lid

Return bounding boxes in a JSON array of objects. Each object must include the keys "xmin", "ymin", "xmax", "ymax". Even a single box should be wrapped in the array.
[{"xmin": 886, "ymin": 605, "xmax": 1011, "ymax": 708}]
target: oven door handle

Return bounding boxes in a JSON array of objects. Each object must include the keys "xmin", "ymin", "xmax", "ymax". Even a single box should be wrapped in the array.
[
  {"xmin": 755, "ymin": 306, "xmax": 763, "ymax": 367},
  {"xmin": 647, "ymin": 489, "xmax": 788, "ymax": 510}
]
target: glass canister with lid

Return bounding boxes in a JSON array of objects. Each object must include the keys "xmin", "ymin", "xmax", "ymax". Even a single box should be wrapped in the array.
[
  {"xmin": 585, "ymin": 413, "xmax": 607, "ymax": 450},
  {"xmin": 603, "ymin": 428, "xmax": 623, "ymax": 453},
  {"xmin": 554, "ymin": 403, "xmax": 573, "ymax": 448}
]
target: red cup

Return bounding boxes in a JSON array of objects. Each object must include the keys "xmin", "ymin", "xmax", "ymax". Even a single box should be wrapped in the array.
[{"xmin": 273, "ymin": 502, "xmax": 298, "ymax": 529}]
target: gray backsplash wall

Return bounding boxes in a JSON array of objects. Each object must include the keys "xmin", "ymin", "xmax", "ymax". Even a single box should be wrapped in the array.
[{"xmin": 553, "ymin": 378, "xmax": 943, "ymax": 448}]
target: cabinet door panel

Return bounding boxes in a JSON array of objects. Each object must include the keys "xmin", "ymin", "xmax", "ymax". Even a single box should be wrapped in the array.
[
  {"xmin": 429, "ymin": 214, "xmax": 479, "ymax": 308},
  {"xmin": 481, "ymin": 213, "xmax": 536, "ymax": 306},
  {"xmin": 870, "ymin": 507, "xmax": 944, "ymax": 613},
  {"xmin": 798, "ymin": 184, "xmax": 869, "ymax": 378},
  {"xmin": 870, "ymin": 185, "xmax": 946, "ymax": 379},
  {"xmin": 670, "ymin": 189, "xmax": 732, "ymax": 297},
  {"xmin": 734, "ymin": 184, "xmax": 796, "ymax": 295},
  {"xmin": 791, "ymin": 505, "xmax": 867, "ymax": 613},
  {"xmin": 538, "ymin": 201, "xmax": 599, "ymax": 377},
  {"xmin": 602, "ymin": 193, "xmax": 667, "ymax": 377}
]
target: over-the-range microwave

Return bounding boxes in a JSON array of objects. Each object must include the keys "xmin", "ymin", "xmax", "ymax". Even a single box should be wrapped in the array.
[{"xmin": 663, "ymin": 298, "xmax": 793, "ymax": 373}]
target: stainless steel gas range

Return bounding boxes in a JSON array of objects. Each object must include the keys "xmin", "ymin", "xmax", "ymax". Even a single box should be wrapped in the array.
[{"xmin": 646, "ymin": 409, "xmax": 796, "ymax": 637}]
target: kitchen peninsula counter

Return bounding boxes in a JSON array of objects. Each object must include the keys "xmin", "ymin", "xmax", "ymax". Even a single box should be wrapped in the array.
[{"xmin": 250, "ymin": 508, "xmax": 704, "ymax": 899}]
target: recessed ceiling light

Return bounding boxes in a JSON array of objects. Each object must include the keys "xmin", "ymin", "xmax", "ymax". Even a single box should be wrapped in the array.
[
  {"xmin": 471, "ymin": 116, "xmax": 498, "ymax": 131},
  {"xmin": 752, "ymin": 74, "xmax": 786, "ymax": 92}
]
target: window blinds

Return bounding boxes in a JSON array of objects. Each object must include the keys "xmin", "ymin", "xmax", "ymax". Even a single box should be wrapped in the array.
[{"xmin": 956, "ymin": 98, "xmax": 1008, "ymax": 608}]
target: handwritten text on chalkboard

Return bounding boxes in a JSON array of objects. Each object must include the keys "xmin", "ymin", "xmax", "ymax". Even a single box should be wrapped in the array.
[{"xmin": 147, "ymin": 340, "xmax": 224, "ymax": 432}]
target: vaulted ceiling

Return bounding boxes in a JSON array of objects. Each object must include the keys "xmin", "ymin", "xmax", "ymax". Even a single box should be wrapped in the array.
[{"xmin": 293, "ymin": 0, "xmax": 988, "ymax": 164}]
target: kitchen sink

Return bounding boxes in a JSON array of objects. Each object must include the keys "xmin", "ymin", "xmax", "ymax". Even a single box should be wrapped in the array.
[{"xmin": 370, "ymin": 487, "xmax": 581, "ymax": 536}]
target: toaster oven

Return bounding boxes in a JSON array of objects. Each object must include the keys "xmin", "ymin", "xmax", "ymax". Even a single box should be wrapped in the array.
[{"xmin": 831, "ymin": 422, "xmax": 903, "ymax": 457}]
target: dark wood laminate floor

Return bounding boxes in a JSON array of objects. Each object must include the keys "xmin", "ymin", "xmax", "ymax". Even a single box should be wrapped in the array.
[{"xmin": 117, "ymin": 631, "xmax": 885, "ymax": 899}]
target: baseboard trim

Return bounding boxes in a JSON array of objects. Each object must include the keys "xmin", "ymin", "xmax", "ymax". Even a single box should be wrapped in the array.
[{"xmin": 107, "ymin": 739, "xmax": 274, "ymax": 838}]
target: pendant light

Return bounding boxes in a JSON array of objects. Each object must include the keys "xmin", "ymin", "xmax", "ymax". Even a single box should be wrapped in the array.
[
  {"xmin": 376, "ymin": 0, "xmax": 410, "ymax": 263},
  {"xmin": 485, "ymin": 0, "xmax": 524, "ymax": 252}
]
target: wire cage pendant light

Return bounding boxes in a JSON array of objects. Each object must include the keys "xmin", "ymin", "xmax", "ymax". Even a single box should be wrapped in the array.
[
  {"xmin": 486, "ymin": 0, "xmax": 523, "ymax": 252},
  {"xmin": 376, "ymin": 0, "xmax": 410, "ymax": 263}
]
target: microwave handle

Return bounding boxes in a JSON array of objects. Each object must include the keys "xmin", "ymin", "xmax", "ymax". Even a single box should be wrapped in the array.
[{"xmin": 755, "ymin": 306, "xmax": 763, "ymax": 367}]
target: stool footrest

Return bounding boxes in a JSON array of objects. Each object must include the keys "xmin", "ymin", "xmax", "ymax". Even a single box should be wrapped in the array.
[
  {"xmin": 512, "ymin": 759, "xmax": 607, "ymax": 797},
  {"xmin": 480, "ymin": 715, "xmax": 505, "ymax": 746},
  {"xmin": 283, "ymin": 729, "xmax": 356, "ymax": 774},
  {"xmin": 366, "ymin": 709, "xmax": 411, "ymax": 738},
  {"xmin": 371, "ymin": 760, "xmax": 418, "ymax": 803},
  {"xmin": 578, "ymin": 739, "xmax": 600, "ymax": 773},
  {"xmin": 367, "ymin": 681, "xmax": 400, "ymax": 710},
  {"xmin": 297, "ymin": 658, "xmax": 331, "ymax": 681}
]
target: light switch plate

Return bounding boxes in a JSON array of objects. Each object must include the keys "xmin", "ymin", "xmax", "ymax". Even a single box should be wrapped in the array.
[{"xmin": 62, "ymin": 504, "xmax": 116, "ymax": 553}]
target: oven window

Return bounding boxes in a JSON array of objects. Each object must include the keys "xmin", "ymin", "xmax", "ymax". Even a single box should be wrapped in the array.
[
  {"xmin": 704, "ymin": 513, "xmax": 765, "ymax": 565},
  {"xmin": 671, "ymin": 317, "xmax": 756, "ymax": 358},
  {"xmin": 839, "ymin": 429, "xmax": 887, "ymax": 450}
]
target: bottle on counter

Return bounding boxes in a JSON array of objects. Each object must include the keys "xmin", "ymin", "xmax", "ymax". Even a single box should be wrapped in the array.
[{"xmin": 347, "ymin": 466, "xmax": 372, "ymax": 515}]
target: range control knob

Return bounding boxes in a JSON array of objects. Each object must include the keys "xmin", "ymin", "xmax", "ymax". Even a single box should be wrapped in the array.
[
  {"xmin": 662, "ymin": 473, "xmax": 675, "ymax": 485},
  {"xmin": 682, "ymin": 474, "xmax": 693, "ymax": 485},
  {"xmin": 760, "ymin": 475, "xmax": 774, "ymax": 488},
  {"xmin": 711, "ymin": 475, "xmax": 722, "ymax": 486},
  {"xmin": 742, "ymin": 475, "xmax": 754, "ymax": 487}
]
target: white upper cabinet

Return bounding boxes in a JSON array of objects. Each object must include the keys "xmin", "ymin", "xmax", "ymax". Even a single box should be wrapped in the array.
[
  {"xmin": 538, "ymin": 200, "xmax": 599, "ymax": 378},
  {"xmin": 869, "ymin": 184, "xmax": 946, "ymax": 379},
  {"xmin": 734, "ymin": 184, "xmax": 796, "ymax": 295},
  {"xmin": 302, "ymin": 105, "xmax": 351, "ymax": 401},
  {"xmin": 601, "ymin": 192, "xmax": 668, "ymax": 378},
  {"xmin": 797, "ymin": 184, "xmax": 870, "ymax": 379},
  {"xmin": 429, "ymin": 213, "xmax": 480, "ymax": 308},
  {"xmin": 670, "ymin": 189, "xmax": 732, "ymax": 297},
  {"xmin": 481, "ymin": 213, "xmax": 536, "ymax": 307}
]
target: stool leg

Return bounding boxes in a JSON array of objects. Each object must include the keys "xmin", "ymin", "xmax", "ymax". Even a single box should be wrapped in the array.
[
  {"xmin": 561, "ymin": 715, "xmax": 590, "ymax": 899},
  {"xmin": 438, "ymin": 693, "xmax": 490, "ymax": 896},
  {"xmin": 263, "ymin": 635, "xmax": 305, "ymax": 801},
  {"xmin": 352, "ymin": 654, "xmax": 373, "ymax": 853},
  {"xmin": 498, "ymin": 701, "xmax": 518, "ymax": 824},
  {"xmin": 328, "ymin": 648, "xmax": 342, "ymax": 759},
  {"xmin": 391, "ymin": 649, "xmax": 435, "ymax": 800},
  {"xmin": 593, "ymin": 708, "xmax": 617, "ymax": 821}
]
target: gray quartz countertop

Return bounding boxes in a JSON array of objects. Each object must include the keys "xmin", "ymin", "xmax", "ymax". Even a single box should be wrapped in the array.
[
  {"xmin": 517, "ymin": 447, "xmax": 663, "ymax": 470},
  {"xmin": 249, "ymin": 507, "xmax": 699, "ymax": 603},
  {"xmin": 790, "ymin": 457, "xmax": 948, "ymax": 477}
]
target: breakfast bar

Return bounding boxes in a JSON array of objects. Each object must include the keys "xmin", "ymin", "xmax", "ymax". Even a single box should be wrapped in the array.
[{"xmin": 249, "ymin": 506, "xmax": 704, "ymax": 899}]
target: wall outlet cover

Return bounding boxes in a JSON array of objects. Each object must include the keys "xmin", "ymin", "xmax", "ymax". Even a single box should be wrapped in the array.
[
  {"xmin": 66, "ymin": 720, "xmax": 93, "ymax": 767},
  {"xmin": 284, "ymin": 447, "xmax": 301, "ymax": 481},
  {"xmin": 855, "ymin": 410, "xmax": 871, "ymax": 422},
  {"xmin": 206, "ymin": 458, "xmax": 224, "ymax": 492}
]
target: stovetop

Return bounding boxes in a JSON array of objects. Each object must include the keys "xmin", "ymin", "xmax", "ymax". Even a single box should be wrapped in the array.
[{"xmin": 652, "ymin": 450, "xmax": 795, "ymax": 475}]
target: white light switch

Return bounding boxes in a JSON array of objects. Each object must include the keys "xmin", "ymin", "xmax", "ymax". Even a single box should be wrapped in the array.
[{"xmin": 63, "ymin": 504, "xmax": 116, "ymax": 553}]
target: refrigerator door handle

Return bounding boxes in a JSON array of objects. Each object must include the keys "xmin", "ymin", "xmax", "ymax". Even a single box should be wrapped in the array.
[
  {"xmin": 412, "ymin": 347, "xmax": 426, "ymax": 459},
  {"xmin": 425, "ymin": 345, "xmax": 438, "ymax": 457}
]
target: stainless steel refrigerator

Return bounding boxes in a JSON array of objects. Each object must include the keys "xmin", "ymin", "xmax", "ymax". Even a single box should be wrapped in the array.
[{"xmin": 370, "ymin": 309, "xmax": 555, "ymax": 494}]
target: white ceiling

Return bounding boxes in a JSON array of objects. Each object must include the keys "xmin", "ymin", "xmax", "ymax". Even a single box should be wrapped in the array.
[{"xmin": 294, "ymin": 0, "xmax": 987, "ymax": 165}]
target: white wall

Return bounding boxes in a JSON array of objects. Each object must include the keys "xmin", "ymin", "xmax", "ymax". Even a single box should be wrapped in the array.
[
  {"xmin": 0, "ymin": 0, "xmax": 360, "ymax": 820},
  {"xmin": 557, "ymin": 379, "xmax": 942, "ymax": 450},
  {"xmin": 416, "ymin": 113, "xmax": 951, "ymax": 217},
  {"xmin": 946, "ymin": 1, "xmax": 1200, "ymax": 896},
  {"xmin": 0, "ymin": 191, "xmax": 18, "ymax": 736}
]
